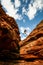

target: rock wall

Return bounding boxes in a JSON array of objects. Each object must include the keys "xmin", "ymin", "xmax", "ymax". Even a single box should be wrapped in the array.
[
  {"xmin": 20, "ymin": 20, "xmax": 43, "ymax": 59},
  {"xmin": 0, "ymin": 4, "xmax": 21, "ymax": 59},
  {"xmin": 0, "ymin": 4, "xmax": 43, "ymax": 62}
]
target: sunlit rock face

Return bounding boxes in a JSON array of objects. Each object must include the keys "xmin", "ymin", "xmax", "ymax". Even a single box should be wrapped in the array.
[
  {"xmin": 0, "ymin": 4, "xmax": 21, "ymax": 59},
  {"xmin": 20, "ymin": 20, "xmax": 43, "ymax": 59}
]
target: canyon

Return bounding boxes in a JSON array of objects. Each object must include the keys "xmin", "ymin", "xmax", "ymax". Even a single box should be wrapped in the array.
[{"xmin": 0, "ymin": 4, "xmax": 43, "ymax": 65}]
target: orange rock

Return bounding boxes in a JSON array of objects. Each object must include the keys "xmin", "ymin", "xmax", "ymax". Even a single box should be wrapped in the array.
[
  {"xmin": 20, "ymin": 20, "xmax": 43, "ymax": 59},
  {"xmin": 0, "ymin": 4, "xmax": 21, "ymax": 59}
]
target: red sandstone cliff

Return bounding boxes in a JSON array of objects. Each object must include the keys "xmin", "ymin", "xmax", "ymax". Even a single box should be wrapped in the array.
[
  {"xmin": 20, "ymin": 20, "xmax": 43, "ymax": 59},
  {"xmin": 0, "ymin": 4, "xmax": 21, "ymax": 59}
]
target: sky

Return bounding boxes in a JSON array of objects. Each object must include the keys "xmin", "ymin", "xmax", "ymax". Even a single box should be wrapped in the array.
[{"xmin": 0, "ymin": 0, "xmax": 43, "ymax": 40}]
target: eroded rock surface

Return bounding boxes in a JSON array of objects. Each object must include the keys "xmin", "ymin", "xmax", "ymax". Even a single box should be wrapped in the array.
[
  {"xmin": 0, "ymin": 4, "xmax": 20, "ymax": 59},
  {"xmin": 20, "ymin": 20, "xmax": 43, "ymax": 59}
]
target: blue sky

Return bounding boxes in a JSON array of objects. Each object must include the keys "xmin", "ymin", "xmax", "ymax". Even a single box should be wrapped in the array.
[{"xmin": 1, "ymin": 0, "xmax": 43, "ymax": 40}]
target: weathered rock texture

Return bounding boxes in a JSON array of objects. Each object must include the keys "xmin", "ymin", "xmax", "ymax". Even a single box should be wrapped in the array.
[
  {"xmin": 0, "ymin": 4, "xmax": 20, "ymax": 59},
  {"xmin": 20, "ymin": 20, "xmax": 43, "ymax": 59}
]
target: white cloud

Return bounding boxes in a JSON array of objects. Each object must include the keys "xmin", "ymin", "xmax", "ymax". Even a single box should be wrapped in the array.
[
  {"xmin": 1, "ymin": 0, "xmax": 22, "ymax": 20},
  {"xmin": 27, "ymin": 0, "xmax": 43, "ymax": 20},
  {"xmin": 27, "ymin": 4, "xmax": 37, "ymax": 20},
  {"xmin": 20, "ymin": 27, "xmax": 31, "ymax": 35},
  {"xmin": 33, "ymin": 0, "xmax": 43, "ymax": 10},
  {"xmin": 22, "ymin": 7, "xmax": 27, "ymax": 15},
  {"xmin": 20, "ymin": 34, "xmax": 26, "ymax": 40},
  {"xmin": 22, "ymin": 0, "xmax": 43, "ymax": 20},
  {"xmin": 20, "ymin": 27, "xmax": 31, "ymax": 40},
  {"xmin": 14, "ymin": 0, "xmax": 21, "ymax": 8},
  {"xmin": 1, "ymin": 0, "xmax": 43, "ymax": 20}
]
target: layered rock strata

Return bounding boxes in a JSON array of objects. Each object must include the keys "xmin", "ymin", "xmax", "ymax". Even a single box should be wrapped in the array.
[
  {"xmin": 20, "ymin": 20, "xmax": 43, "ymax": 59},
  {"xmin": 0, "ymin": 4, "xmax": 20, "ymax": 59}
]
